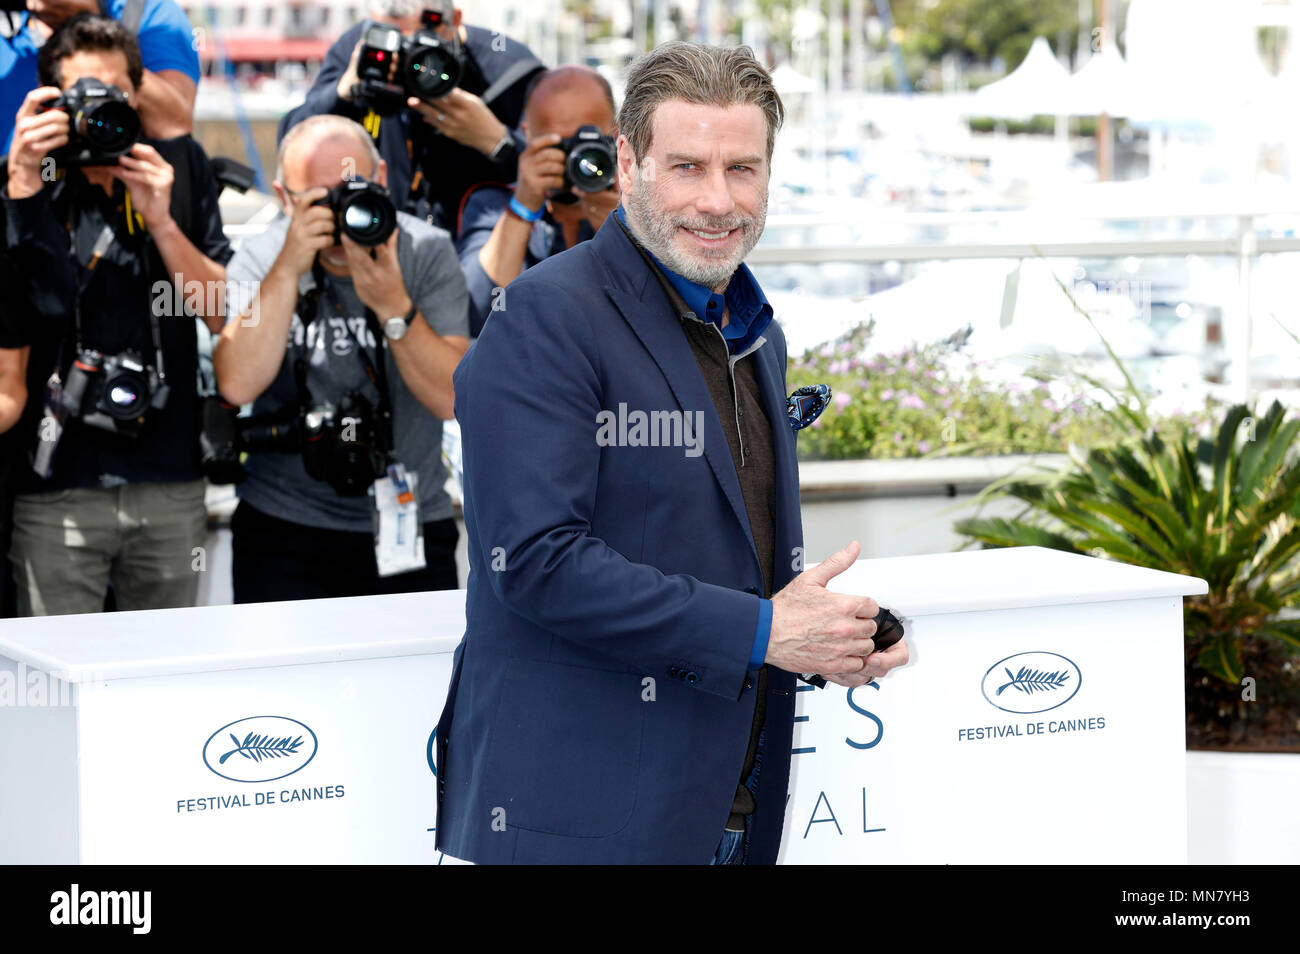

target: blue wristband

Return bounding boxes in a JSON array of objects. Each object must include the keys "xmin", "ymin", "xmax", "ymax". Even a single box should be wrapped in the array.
[{"xmin": 508, "ymin": 195, "xmax": 544, "ymax": 222}]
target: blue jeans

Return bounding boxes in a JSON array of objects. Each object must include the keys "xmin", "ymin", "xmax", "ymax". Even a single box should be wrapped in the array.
[{"xmin": 709, "ymin": 725, "xmax": 767, "ymax": 865}]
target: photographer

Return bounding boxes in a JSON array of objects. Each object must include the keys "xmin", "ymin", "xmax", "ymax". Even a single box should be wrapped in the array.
[
  {"xmin": 213, "ymin": 114, "xmax": 470, "ymax": 603},
  {"xmin": 456, "ymin": 65, "xmax": 619, "ymax": 337},
  {"xmin": 278, "ymin": 0, "xmax": 543, "ymax": 229},
  {"xmin": 1, "ymin": 0, "xmax": 202, "ymax": 149},
  {"xmin": 1, "ymin": 13, "xmax": 231, "ymax": 617}
]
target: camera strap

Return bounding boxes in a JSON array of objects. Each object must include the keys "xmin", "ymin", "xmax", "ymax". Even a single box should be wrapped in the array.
[
  {"xmin": 292, "ymin": 260, "xmax": 396, "ymax": 458},
  {"xmin": 64, "ymin": 197, "xmax": 168, "ymax": 390}
]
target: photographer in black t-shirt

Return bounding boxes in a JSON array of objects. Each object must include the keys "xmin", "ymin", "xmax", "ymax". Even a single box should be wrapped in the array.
[
  {"xmin": 279, "ymin": 0, "xmax": 544, "ymax": 229},
  {"xmin": 1, "ymin": 14, "xmax": 232, "ymax": 616}
]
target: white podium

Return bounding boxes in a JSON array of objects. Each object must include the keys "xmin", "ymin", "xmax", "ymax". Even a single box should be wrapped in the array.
[
  {"xmin": 0, "ymin": 546, "xmax": 1205, "ymax": 864},
  {"xmin": 777, "ymin": 546, "xmax": 1207, "ymax": 863},
  {"xmin": 0, "ymin": 592, "xmax": 463, "ymax": 863}
]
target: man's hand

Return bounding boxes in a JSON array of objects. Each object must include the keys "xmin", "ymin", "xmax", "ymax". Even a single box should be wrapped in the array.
[
  {"xmin": 513, "ymin": 133, "xmax": 566, "ymax": 211},
  {"xmin": 766, "ymin": 541, "xmax": 882, "ymax": 681},
  {"xmin": 820, "ymin": 636, "xmax": 910, "ymax": 689},
  {"xmin": 336, "ymin": 40, "xmax": 365, "ymax": 102},
  {"xmin": 342, "ymin": 231, "xmax": 411, "ymax": 319},
  {"xmin": 408, "ymin": 88, "xmax": 507, "ymax": 156},
  {"xmin": 272, "ymin": 186, "xmax": 334, "ymax": 278},
  {"xmin": 111, "ymin": 143, "xmax": 175, "ymax": 231},
  {"xmin": 6, "ymin": 87, "xmax": 67, "ymax": 199}
]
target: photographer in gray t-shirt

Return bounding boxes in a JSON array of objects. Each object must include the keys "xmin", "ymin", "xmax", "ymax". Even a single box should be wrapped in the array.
[{"xmin": 214, "ymin": 114, "xmax": 470, "ymax": 603}]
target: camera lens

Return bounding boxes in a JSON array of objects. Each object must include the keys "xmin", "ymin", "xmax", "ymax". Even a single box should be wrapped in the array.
[
  {"xmin": 567, "ymin": 142, "xmax": 616, "ymax": 192},
  {"xmin": 406, "ymin": 45, "xmax": 459, "ymax": 100},
  {"xmin": 337, "ymin": 190, "xmax": 397, "ymax": 246},
  {"xmin": 102, "ymin": 371, "xmax": 148, "ymax": 419},
  {"xmin": 77, "ymin": 101, "xmax": 140, "ymax": 157}
]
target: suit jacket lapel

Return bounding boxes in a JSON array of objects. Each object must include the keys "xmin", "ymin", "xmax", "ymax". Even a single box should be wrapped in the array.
[
  {"xmin": 752, "ymin": 338, "xmax": 802, "ymax": 589},
  {"xmin": 595, "ymin": 223, "xmax": 759, "ymax": 578}
]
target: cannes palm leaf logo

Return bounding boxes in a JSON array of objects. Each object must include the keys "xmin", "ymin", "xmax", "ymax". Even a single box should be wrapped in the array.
[
  {"xmin": 218, "ymin": 731, "xmax": 306, "ymax": 764},
  {"xmin": 981, "ymin": 652, "xmax": 1083, "ymax": 714},
  {"xmin": 203, "ymin": 716, "xmax": 318, "ymax": 782},
  {"xmin": 996, "ymin": 666, "xmax": 1071, "ymax": 696}
]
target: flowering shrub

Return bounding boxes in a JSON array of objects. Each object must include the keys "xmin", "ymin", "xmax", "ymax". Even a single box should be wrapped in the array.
[{"xmin": 786, "ymin": 320, "xmax": 1215, "ymax": 460}]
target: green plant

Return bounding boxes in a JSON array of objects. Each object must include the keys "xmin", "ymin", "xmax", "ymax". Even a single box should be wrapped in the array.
[
  {"xmin": 786, "ymin": 319, "xmax": 1211, "ymax": 461},
  {"xmin": 956, "ymin": 402, "xmax": 1300, "ymax": 748}
]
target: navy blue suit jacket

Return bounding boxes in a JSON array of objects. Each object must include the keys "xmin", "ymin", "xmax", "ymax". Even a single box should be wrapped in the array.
[{"xmin": 435, "ymin": 215, "xmax": 803, "ymax": 864}]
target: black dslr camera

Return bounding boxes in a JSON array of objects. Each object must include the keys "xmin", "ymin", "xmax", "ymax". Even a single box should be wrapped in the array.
[
  {"xmin": 301, "ymin": 393, "xmax": 388, "ymax": 496},
  {"xmin": 40, "ymin": 77, "xmax": 141, "ymax": 167},
  {"xmin": 352, "ymin": 10, "xmax": 463, "ymax": 115},
  {"xmin": 549, "ymin": 125, "xmax": 617, "ymax": 205},
  {"xmin": 202, "ymin": 393, "xmax": 387, "ymax": 496},
  {"xmin": 315, "ymin": 179, "xmax": 398, "ymax": 246},
  {"xmin": 60, "ymin": 348, "xmax": 168, "ymax": 438}
]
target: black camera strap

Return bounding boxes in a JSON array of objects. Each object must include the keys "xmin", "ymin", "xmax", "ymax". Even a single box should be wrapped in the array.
[
  {"xmin": 63, "ymin": 191, "xmax": 168, "ymax": 390},
  {"xmin": 291, "ymin": 259, "xmax": 396, "ymax": 458}
]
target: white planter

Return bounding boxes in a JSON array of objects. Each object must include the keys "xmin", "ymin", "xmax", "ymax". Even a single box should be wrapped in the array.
[{"xmin": 1187, "ymin": 751, "xmax": 1300, "ymax": 863}]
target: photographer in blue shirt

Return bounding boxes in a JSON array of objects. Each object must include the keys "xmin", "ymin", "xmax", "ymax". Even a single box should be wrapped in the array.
[{"xmin": 1, "ymin": 0, "xmax": 201, "ymax": 151}]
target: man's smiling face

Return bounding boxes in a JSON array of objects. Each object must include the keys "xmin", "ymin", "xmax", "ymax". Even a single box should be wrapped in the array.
[{"xmin": 618, "ymin": 100, "xmax": 770, "ymax": 293}]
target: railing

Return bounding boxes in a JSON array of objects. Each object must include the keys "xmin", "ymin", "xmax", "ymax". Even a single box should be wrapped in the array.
[{"xmin": 222, "ymin": 207, "xmax": 1300, "ymax": 402}]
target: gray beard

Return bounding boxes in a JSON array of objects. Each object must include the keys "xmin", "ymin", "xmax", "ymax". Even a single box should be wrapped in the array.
[{"xmin": 623, "ymin": 170, "xmax": 767, "ymax": 291}]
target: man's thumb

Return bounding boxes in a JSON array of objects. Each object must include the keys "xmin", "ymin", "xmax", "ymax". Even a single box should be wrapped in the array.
[{"xmin": 800, "ymin": 540, "xmax": 861, "ymax": 587}]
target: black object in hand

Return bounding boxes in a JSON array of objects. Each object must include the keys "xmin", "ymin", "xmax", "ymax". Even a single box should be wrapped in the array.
[{"xmin": 799, "ymin": 606, "xmax": 905, "ymax": 688}]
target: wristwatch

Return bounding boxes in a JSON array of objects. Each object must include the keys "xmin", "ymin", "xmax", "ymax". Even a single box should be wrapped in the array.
[
  {"xmin": 488, "ymin": 129, "xmax": 517, "ymax": 163},
  {"xmin": 382, "ymin": 301, "xmax": 419, "ymax": 341}
]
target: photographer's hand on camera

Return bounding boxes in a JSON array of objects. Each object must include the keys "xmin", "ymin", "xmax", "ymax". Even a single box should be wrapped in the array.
[
  {"xmin": 473, "ymin": 133, "xmax": 563, "ymax": 291},
  {"xmin": 6, "ymin": 87, "xmax": 68, "ymax": 200},
  {"xmin": 766, "ymin": 540, "xmax": 910, "ymax": 687},
  {"xmin": 274, "ymin": 186, "xmax": 335, "ymax": 277},
  {"xmin": 341, "ymin": 231, "xmax": 410, "ymax": 319},
  {"xmin": 335, "ymin": 40, "xmax": 366, "ymax": 105},
  {"xmin": 110, "ymin": 143, "xmax": 173, "ymax": 230},
  {"xmin": 514, "ymin": 133, "xmax": 565, "ymax": 211},
  {"xmin": 408, "ymin": 88, "xmax": 507, "ymax": 156}
]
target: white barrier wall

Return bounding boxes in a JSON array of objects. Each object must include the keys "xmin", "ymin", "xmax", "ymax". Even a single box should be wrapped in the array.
[{"xmin": 0, "ymin": 546, "xmax": 1205, "ymax": 864}]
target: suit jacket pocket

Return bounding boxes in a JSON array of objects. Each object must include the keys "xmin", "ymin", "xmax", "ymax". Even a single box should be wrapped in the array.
[{"xmin": 483, "ymin": 657, "xmax": 644, "ymax": 838}]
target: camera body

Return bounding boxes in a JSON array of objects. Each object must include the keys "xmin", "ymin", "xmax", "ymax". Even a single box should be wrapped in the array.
[
  {"xmin": 61, "ymin": 348, "xmax": 167, "ymax": 438},
  {"xmin": 41, "ymin": 77, "xmax": 141, "ymax": 167},
  {"xmin": 314, "ymin": 179, "xmax": 398, "ymax": 247},
  {"xmin": 353, "ymin": 11, "xmax": 463, "ymax": 115},
  {"xmin": 202, "ymin": 394, "xmax": 387, "ymax": 496},
  {"xmin": 301, "ymin": 392, "xmax": 388, "ymax": 497},
  {"xmin": 549, "ymin": 125, "xmax": 617, "ymax": 204}
]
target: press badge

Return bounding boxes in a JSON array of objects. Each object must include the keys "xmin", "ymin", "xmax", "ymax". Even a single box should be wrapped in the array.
[{"xmin": 373, "ymin": 463, "xmax": 425, "ymax": 576}]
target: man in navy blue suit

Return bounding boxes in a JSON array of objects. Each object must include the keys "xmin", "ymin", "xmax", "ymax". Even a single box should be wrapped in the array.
[{"xmin": 436, "ymin": 41, "xmax": 910, "ymax": 865}]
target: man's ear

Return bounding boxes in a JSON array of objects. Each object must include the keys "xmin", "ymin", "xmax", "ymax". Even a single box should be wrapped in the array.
[
  {"xmin": 376, "ymin": 158, "xmax": 388, "ymax": 190},
  {"xmin": 272, "ymin": 180, "xmax": 292, "ymax": 215},
  {"xmin": 452, "ymin": 8, "xmax": 463, "ymax": 29},
  {"xmin": 616, "ymin": 134, "xmax": 636, "ymax": 195}
]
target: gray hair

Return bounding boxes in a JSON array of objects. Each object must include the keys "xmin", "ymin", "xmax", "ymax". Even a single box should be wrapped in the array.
[
  {"xmin": 617, "ymin": 41, "xmax": 784, "ymax": 163},
  {"xmin": 369, "ymin": 0, "xmax": 453, "ymax": 19},
  {"xmin": 276, "ymin": 115, "xmax": 382, "ymax": 183}
]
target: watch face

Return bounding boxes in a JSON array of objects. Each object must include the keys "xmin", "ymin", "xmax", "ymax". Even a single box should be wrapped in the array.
[{"xmin": 384, "ymin": 317, "xmax": 408, "ymax": 340}]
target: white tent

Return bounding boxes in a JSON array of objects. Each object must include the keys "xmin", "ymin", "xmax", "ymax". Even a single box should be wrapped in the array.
[
  {"xmin": 770, "ymin": 62, "xmax": 815, "ymax": 96},
  {"xmin": 1061, "ymin": 39, "xmax": 1137, "ymax": 117},
  {"xmin": 968, "ymin": 37, "xmax": 1071, "ymax": 118}
]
